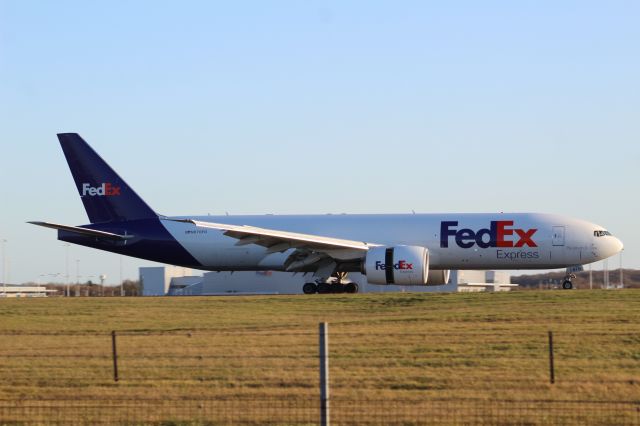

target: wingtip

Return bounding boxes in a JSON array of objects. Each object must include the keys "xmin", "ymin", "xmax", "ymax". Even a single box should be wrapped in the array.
[{"xmin": 28, "ymin": 221, "xmax": 56, "ymax": 229}]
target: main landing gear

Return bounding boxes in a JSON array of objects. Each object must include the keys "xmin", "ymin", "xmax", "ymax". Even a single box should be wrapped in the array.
[
  {"xmin": 562, "ymin": 273, "xmax": 576, "ymax": 290},
  {"xmin": 302, "ymin": 272, "xmax": 359, "ymax": 294}
]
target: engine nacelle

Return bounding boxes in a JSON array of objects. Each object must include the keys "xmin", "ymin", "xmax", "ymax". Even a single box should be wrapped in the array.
[
  {"xmin": 364, "ymin": 245, "xmax": 428, "ymax": 285},
  {"xmin": 427, "ymin": 269, "xmax": 450, "ymax": 285}
]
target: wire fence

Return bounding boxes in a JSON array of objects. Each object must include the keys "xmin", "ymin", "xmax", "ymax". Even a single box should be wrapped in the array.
[
  {"xmin": 0, "ymin": 328, "xmax": 638, "ymax": 424},
  {"xmin": 2, "ymin": 330, "xmax": 637, "ymax": 386},
  {"xmin": 0, "ymin": 398, "xmax": 638, "ymax": 425}
]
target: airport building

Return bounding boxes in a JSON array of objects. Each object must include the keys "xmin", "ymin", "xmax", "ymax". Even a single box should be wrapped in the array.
[
  {"xmin": 139, "ymin": 267, "xmax": 514, "ymax": 296},
  {"xmin": 140, "ymin": 266, "xmax": 195, "ymax": 296},
  {"xmin": 0, "ymin": 285, "xmax": 55, "ymax": 298},
  {"xmin": 452, "ymin": 270, "xmax": 517, "ymax": 292}
]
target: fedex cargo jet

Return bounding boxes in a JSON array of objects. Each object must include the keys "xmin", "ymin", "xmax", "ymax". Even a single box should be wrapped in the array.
[{"xmin": 30, "ymin": 134, "xmax": 624, "ymax": 294}]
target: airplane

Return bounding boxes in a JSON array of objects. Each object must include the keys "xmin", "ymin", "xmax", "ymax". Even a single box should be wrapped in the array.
[{"xmin": 30, "ymin": 133, "xmax": 624, "ymax": 294}]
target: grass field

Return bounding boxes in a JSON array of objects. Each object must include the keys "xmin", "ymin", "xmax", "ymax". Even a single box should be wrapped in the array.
[{"xmin": 0, "ymin": 290, "xmax": 638, "ymax": 423}]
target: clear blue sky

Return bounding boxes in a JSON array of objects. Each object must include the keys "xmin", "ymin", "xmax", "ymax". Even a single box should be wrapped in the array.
[{"xmin": 1, "ymin": 1, "xmax": 638, "ymax": 284}]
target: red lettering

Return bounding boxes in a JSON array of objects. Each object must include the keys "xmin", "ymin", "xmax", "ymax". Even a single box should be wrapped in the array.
[
  {"xmin": 105, "ymin": 183, "xmax": 121, "ymax": 196},
  {"xmin": 496, "ymin": 220, "xmax": 514, "ymax": 247},
  {"xmin": 514, "ymin": 228, "xmax": 537, "ymax": 247}
]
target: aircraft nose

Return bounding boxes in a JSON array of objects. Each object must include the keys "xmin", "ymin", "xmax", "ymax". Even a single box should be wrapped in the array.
[
  {"xmin": 614, "ymin": 237, "xmax": 624, "ymax": 253},
  {"xmin": 603, "ymin": 236, "xmax": 624, "ymax": 258}
]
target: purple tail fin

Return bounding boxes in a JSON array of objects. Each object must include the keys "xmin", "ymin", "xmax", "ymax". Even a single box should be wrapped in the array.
[{"xmin": 58, "ymin": 133, "xmax": 158, "ymax": 223}]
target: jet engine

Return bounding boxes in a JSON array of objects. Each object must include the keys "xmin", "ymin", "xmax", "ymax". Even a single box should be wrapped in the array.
[
  {"xmin": 364, "ymin": 245, "xmax": 428, "ymax": 285},
  {"xmin": 426, "ymin": 269, "xmax": 450, "ymax": 285}
]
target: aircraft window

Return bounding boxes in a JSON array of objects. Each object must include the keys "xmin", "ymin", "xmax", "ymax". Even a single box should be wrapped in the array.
[{"xmin": 594, "ymin": 230, "xmax": 612, "ymax": 237}]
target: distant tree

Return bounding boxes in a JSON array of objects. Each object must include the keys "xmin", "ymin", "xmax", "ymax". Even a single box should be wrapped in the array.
[{"xmin": 122, "ymin": 279, "xmax": 141, "ymax": 296}]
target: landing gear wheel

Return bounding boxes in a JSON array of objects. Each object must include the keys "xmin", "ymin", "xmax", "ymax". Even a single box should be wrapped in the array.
[
  {"xmin": 344, "ymin": 282, "xmax": 359, "ymax": 294},
  {"xmin": 329, "ymin": 284, "xmax": 345, "ymax": 294},
  {"xmin": 561, "ymin": 272, "xmax": 576, "ymax": 290},
  {"xmin": 317, "ymin": 283, "xmax": 331, "ymax": 294},
  {"xmin": 303, "ymin": 283, "xmax": 317, "ymax": 294}
]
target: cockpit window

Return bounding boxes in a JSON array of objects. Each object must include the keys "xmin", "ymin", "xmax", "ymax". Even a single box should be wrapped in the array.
[{"xmin": 594, "ymin": 230, "xmax": 612, "ymax": 237}]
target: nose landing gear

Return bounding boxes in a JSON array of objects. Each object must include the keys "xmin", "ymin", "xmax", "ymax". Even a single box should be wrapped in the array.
[
  {"xmin": 562, "ymin": 273, "xmax": 576, "ymax": 290},
  {"xmin": 302, "ymin": 272, "xmax": 359, "ymax": 294}
]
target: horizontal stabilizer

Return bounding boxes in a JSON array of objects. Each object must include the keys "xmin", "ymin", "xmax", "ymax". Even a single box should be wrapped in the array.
[{"xmin": 28, "ymin": 221, "xmax": 134, "ymax": 241}]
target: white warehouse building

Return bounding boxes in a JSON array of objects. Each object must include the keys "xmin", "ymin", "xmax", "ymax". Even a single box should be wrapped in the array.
[
  {"xmin": 140, "ymin": 266, "xmax": 196, "ymax": 296},
  {"xmin": 139, "ymin": 267, "xmax": 514, "ymax": 296}
]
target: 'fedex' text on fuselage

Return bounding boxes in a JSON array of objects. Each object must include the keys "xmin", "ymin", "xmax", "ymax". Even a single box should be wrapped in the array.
[{"xmin": 440, "ymin": 220, "xmax": 537, "ymax": 249}]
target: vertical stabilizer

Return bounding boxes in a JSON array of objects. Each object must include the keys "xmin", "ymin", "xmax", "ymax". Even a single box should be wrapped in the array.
[{"xmin": 57, "ymin": 133, "xmax": 158, "ymax": 223}]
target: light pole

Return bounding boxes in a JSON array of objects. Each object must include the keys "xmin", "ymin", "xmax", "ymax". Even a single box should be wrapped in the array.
[
  {"xmin": 619, "ymin": 251, "xmax": 624, "ymax": 288},
  {"xmin": 120, "ymin": 255, "xmax": 124, "ymax": 296},
  {"xmin": 99, "ymin": 274, "xmax": 106, "ymax": 296},
  {"xmin": 76, "ymin": 259, "xmax": 80, "ymax": 297},
  {"xmin": 1, "ymin": 239, "xmax": 7, "ymax": 297},
  {"xmin": 64, "ymin": 243, "xmax": 70, "ymax": 297}
]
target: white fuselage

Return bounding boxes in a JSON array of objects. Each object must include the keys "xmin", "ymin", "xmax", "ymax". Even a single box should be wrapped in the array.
[{"xmin": 160, "ymin": 212, "xmax": 622, "ymax": 271}]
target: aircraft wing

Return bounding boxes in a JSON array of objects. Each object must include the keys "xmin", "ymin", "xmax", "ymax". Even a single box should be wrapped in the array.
[
  {"xmin": 169, "ymin": 218, "xmax": 374, "ymax": 252},
  {"xmin": 167, "ymin": 218, "xmax": 378, "ymax": 274},
  {"xmin": 28, "ymin": 221, "xmax": 134, "ymax": 241}
]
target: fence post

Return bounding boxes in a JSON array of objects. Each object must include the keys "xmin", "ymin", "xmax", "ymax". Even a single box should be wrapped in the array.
[
  {"xmin": 112, "ymin": 330, "xmax": 119, "ymax": 382},
  {"xmin": 319, "ymin": 322, "xmax": 330, "ymax": 426},
  {"xmin": 548, "ymin": 331, "xmax": 554, "ymax": 384}
]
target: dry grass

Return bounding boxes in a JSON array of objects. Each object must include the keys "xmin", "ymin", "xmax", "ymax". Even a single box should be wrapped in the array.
[{"xmin": 0, "ymin": 289, "xmax": 638, "ymax": 407}]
